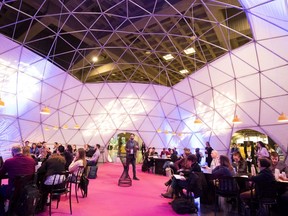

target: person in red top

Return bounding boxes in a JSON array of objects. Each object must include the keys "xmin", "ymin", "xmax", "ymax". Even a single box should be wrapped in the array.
[{"xmin": 0, "ymin": 145, "xmax": 36, "ymax": 214}]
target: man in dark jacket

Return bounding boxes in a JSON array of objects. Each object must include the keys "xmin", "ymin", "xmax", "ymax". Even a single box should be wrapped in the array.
[
  {"xmin": 240, "ymin": 157, "xmax": 276, "ymax": 205},
  {"xmin": 0, "ymin": 145, "xmax": 35, "ymax": 215}
]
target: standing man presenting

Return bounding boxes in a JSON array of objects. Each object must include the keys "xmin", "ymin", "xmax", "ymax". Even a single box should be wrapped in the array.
[{"xmin": 125, "ymin": 134, "xmax": 140, "ymax": 180}]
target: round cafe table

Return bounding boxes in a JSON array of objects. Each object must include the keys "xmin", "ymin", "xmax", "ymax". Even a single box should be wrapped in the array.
[{"xmin": 118, "ymin": 153, "xmax": 132, "ymax": 187}]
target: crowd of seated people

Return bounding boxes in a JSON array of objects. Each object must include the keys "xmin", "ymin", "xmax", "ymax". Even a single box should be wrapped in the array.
[
  {"xmin": 0, "ymin": 141, "xmax": 96, "ymax": 214},
  {"xmin": 158, "ymin": 143, "xmax": 288, "ymax": 215}
]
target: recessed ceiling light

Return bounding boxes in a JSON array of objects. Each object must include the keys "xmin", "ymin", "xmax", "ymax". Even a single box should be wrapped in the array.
[
  {"xmin": 184, "ymin": 47, "xmax": 196, "ymax": 55},
  {"xmin": 145, "ymin": 51, "xmax": 151, "ymax": 55},
  {"xmin": 163, "ymin": 54, "xmax": 174, "ymax": 61},
  {"xmin": 92, "ymin": 56, "xmax": 98, "ymax": 62},
  {"xmin": 180, "ymin": 69, "xmax": 189, "ymax": 74}
]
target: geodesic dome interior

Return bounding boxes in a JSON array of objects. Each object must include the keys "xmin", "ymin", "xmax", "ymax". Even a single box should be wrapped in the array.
[{"xmin": 0, "ymin": 0, "xmax": 287, "ymax": 159}]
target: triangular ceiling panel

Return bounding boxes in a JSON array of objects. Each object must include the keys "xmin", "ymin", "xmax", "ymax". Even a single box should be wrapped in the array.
[
  {"xmin": 233, "ymin": 43, "xmax": 259, "ymax": 70},
  {"xmin": 0, "ymin": 34, "xmax": 18, "ymax": 51},
  {"xmin": 213, "ymin": 81, "xmax": 236, "ymax": 107},
  {"xmin": 119, "ymin": 83, "xmax": 139, "ymax": 98},
  {"xmin": 91, "ymin": 100, "xmax": 107, "ymax": 114},
  {"xmin": 161, "ymin": 102, "xmax": 176, "ymax": 118},
  {"xmin": 209, "ymin": 65, "xmax": 234, "ymax": 88},
  {"xmin": 258, "ymin": 36, "xmax": 288, "ymax": 62},
  {"xmin": 173, "ymin": 78, "xmax": 191, "ymax": 96},
  {"xmin": 150, "ymin": 134, "xmax": 166, "ymax": 149},
  {"xmin": 108, "ymin": 83, "xmax": 126, "ymax": 97},
  {"xmin": 138, "ymin": 117, "xmax": 155, "ymax": 131},
  {"xmin": 139, "ymin": 131, "xmax": 156, "ymax": 147},
  {"xmin": 238, "ymin": 100, "xmax": 260, "ymax": 125},
  {"xmin": 161, "ymin": 90, "xmax": 177, "ymax": 105},
  {"xmin": 262, "ymin": 95, "xmax": 288, "ymax": 114},
  {"xmin": 190, "ymin": 66, "xmax": 211, "ymax": 87},
  {"xmin": 46, "ymin": 129, "xmax": 65, "ymax": 144},
  {"xmin": 148, "ymin": 116, "xmax": 165, "ymax": 130},
  {"xmin": 78, "ymin": 100, "xmax": 95, "ymax": 114},
  {"xmin": 195, "ymin": 90, "xmax": 214, "ymax": 109},
  {"xmin": 43, "ymin": 73, "xmax": 67, "ymax": 91},
  {"xmin": 256, "ymin": 43, "xmax": 287, "ymax": 71},
  {"xmin": 262, "ymin": 65, "xmax": 288, "ymax": 92},
  {"xmin": 59, "ymin": 93, "xmax": 77, "ymax": 109},
  {"xmin": 167, "ymin": 107, "xmax": 181, "ymax": 120},
  {"xmin": 18, "ymin": 101, "xmax": 41, "ymax": 122},
  {"xmin": 74, "ymin": 102, "xmax": 89, "ymax": 116},
  {"xmin": 63, "ymin": 75, "xmax": 82, "ymax": 91},
  {"xmin": 42, "ymin": 112, "xmax": 59, "ymax": 127},
  {"xmin": 210, "ymin": 55, "xmax": 235, "ymax": 80},
  {"xmin": 188, "ymin": 77, "xmax": 211, "ymax": 96},
  {"xmin": 18, "ymin": 120, "xmax": 40, "ymax": 139},
  {"xmin": 86, "ymin": 83, "xmax": 103, "ymax": 98},
  {"xmin": 98, "ymin": 83, "xmax": 117, "ymax": 98},
  {"xmin": 64, "ymin": 85, "xmax": 83, "ymax": 100},
  {"xmin": 129, "ymin": 100, "xmax": 146, "ymax": 115},
  {"xmin": 130, "ymin": 83, "xmax": 148, "ymax": 99},
  {"xmin": 153, "ymin": 85, "xmax": 171, "ymax": 100},
  {"xmin": 148, "ymin": 103, "xmax": 165, "ymax": 117},
  {"xmin": 141, "ymin": 85, "xmax": 158, "ymax": 100},
  {"xmin": 60, "ymin": 102, "xmax": 76, "ymax": 116},
  {"xmin": 231, "ymin": 53, "xmax": 259, "ymax": 78},
  {"xmin": 259, "ymin": 100, "xmax": 279, "ymax": 125},
  {"xmin": 236, "ymin": 74, "xmax": 260, "ymax": 101},
  {"xmin": 41, "ymin": 83, "xmax": 61, "ymax": 103},
  {"xmin": 178, "ymin": 107, "xmax": 193, "ymax": 120},
  {"xmin": 67, "ymin": 131, "xmax": 85, "ymax": 145},
  {"xmin": 79, "ymin": 85, "xmax": 96, "ymax": 100},
  {"xmin": 249, "ymin": 14, "xmax": 288, "ymax": 40},
  {"xmin": 260, "ymin": 73, "xmax": 288, "ymax": 98},
  {"xmin": 173, "ymin": 90, "xmax": 192, "ymax": 105}
]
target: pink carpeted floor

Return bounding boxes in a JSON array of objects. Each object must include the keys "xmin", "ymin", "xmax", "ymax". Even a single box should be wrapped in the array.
[{"xmin": 37, "ymin": 162, "xmax": 182, "ymax": 216}]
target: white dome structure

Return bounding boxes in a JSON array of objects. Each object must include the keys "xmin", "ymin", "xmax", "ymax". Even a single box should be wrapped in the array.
[{"xmin": 0, "ymin": 0, "xmax": 287, "ymax": 159}]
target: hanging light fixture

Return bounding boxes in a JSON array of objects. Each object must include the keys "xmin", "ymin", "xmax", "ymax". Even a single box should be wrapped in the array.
[
  {"xmin": 74, "ymin": 124, "xmax": 80, "ymax": 129},
  {"xmin": 62, "ymin": 125, "xmax": 68, "ymax": 129},
  {"xmin": 40, "ymin": 106, "xmax": 50, "ymax": 115},
  {"xmin": 194, "ymin": 117, "xmax": 202, "ymax": 124},
  {"xmin": 53, "ymin": 126, "xmax": 58, "ymax": 130},
  {"xmin": 44, "ymin": 127, "xmax": 50, "ymax": 131},
  {"xmin": 278, "ymin": 112, "xmax": 288, "ymax": 122},
  {"xmin": 232, "ymin": 115, "xmax": 242, "ymax": 124},
  {"xmin": 157, "ymin": 129, "xmax": 162, "ymax": 133},
  {"xmin": 0, "ymin": 98, "xmax": 5, "ymax": 107}
]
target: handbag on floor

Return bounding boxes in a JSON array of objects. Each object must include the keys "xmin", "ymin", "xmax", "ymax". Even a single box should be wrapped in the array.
[{"xmin": 171, "ymin": 197, "xmax": 197, "ymax": 214}]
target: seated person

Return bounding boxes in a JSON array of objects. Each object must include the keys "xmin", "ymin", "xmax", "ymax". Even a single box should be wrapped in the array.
[
  {"xmin": 0, "ymin": 145, "xmax": 36, "ymax": 215},
  {"xmin": 212, "ymin": 155, "xmax": 235, "ymax": 179},
  {"xmin": 270, "ymin": 152, "xmax": 288, "ymax": 175},
  {"xmin": 86, "ymin": 144, "xmax": 100, "ymax": 166},
  {"xmin": 160, "ymin": 148, "xmax": 170, "ymax": 158},
  {"xmin": 68, "ymin": 148, "xmax": 87, "ymax": 179},
  {"xmin": 232, "ymin": 151, "xmax": 247, "ymax": 174},
  {"xmin": 151, "ymin": 147, "xmax": 158, "ymax": 157},
  {"xmin": 161, "ymin": 154, "xmax": 201, "ymax": 198},
  {"xmin": 209, "ymin": 150, "xmax": 220, "ymax": 170},
  {"xmin": 143, "ymin": 147, "xmax": 155, "ymax": 170},
  {"xmin": 240, "ymin": 157, "xmax": 275, "ymax": 207},
  {"xmin": 37, "ymin": 148, "xmax": 66, "ymax": 212}
]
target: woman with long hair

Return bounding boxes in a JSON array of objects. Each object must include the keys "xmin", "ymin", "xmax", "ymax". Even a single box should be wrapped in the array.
[
  {"xmin": 212, "ymin": 155, "xmax": 235, "ymax": 179},
  {"xmin": 69, "ymin": 148, "xmax": 87, "ymax": 176}
]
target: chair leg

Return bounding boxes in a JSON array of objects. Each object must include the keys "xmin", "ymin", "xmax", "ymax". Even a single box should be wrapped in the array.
[
  {"xmin": 49, "ymin": 196, "xmax": 52, "ymax": 216},
  {"xmin": 69, "ymin": 186, "xmax": 72, "ymax": 214},
  {"xmin": 75, "ymin": 182, "xmax": 79, "ymax": 203}
]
